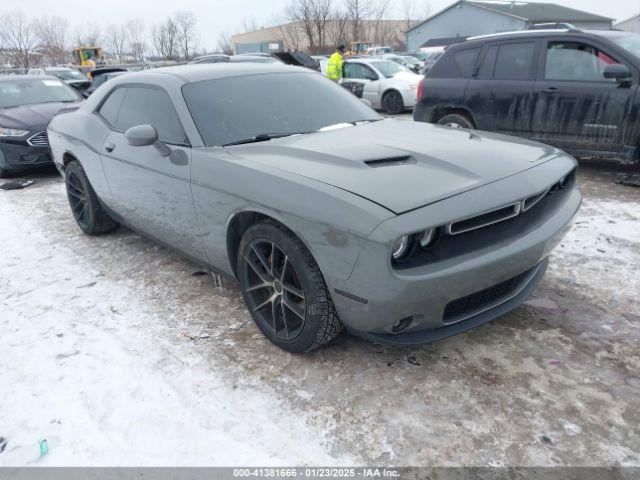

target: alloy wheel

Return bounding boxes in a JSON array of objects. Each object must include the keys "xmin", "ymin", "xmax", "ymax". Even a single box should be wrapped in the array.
[
  {"xmin": 66, "ymin": 170, "xmax": 90, "ymax": 230},
  {"xmin": 242, "ymin": 239, "xmax": 306, "ymax": 340}
]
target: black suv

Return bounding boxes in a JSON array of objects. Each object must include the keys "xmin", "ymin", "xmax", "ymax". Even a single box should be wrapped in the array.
[{"xmin": 413, "ymin": 29, "xmax": 640, "ymax": 163}]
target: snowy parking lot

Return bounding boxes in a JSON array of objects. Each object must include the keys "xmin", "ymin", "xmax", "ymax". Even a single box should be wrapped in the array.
[{"xmin": 1, "ymin": 161, "xmax": 639, "ymax": 466}]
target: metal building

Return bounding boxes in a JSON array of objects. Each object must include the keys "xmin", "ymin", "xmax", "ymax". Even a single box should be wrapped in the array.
[
  {"xmin": 615, "ymin": 14, "xmax": 640, "ymax": 34},
  {"xmin": 406, "ymin": 0, "xmax": 614, "ymax": 52}
]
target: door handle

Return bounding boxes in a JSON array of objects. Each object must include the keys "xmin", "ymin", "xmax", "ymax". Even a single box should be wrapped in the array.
[
  {"xmin": 542, "ymin": 87, "xmax": 559, "ymax": 94},
  {"xmin": 104, "ymin": 142, "xmax": 115, "ymax": 153}
]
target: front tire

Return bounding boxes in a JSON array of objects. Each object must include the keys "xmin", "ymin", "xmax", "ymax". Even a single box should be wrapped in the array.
[
  {"xmin": 436, "ymin": 113, "xmax": 475, "ymax": 129},
  {"xmin": 237, "ymin": 222, "xmax": 343, "ymax": 353},
  {"xmin": 65, "ymin": 160, "xmax": 119, "ymax": 235},
  {"xmin": 382, "ymin": 90, "xmax": 404, "ymax": 115}
]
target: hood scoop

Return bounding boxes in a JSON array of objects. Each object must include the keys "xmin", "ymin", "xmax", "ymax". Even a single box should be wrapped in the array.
[{"xmin": 364, "ymin": 156, "xmax": 416, "ymax": 168}]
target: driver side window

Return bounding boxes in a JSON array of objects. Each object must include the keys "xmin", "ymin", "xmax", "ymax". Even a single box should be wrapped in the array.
[
  {"xmin": 115, "ymin": 87, "xmax": 189, "ymax": 145},
  {"xmin": 345, "ymin": 63, "xmax": 376, "ymax": 80},
  {"xmin": 545, "ymin": 42, "xmax": 618, "ymax": 82},
  {"xmin": 97, "ymin": 86, "xmax": 188, "ymax": 145}
]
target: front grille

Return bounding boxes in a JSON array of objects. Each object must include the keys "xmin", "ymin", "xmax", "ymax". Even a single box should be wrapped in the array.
[
  {"xmin": 448, "ymin": 203, "xmax": 520, "ymax": 235},
  {"xmin": 446, "ymin": 168, "xmax": 576, "ymax": 236},
  {"xmin": 27, "ymin": 131, "xmax": 49, "ymax": 147},
  {"xmin": 442, "ymin": 267, "xmax": 535, "ymax": 323}
]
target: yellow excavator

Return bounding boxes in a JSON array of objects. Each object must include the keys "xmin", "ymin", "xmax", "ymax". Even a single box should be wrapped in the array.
[{"xmin": 72, "ymin": 47, "xmax": 104, "ymax": 68}]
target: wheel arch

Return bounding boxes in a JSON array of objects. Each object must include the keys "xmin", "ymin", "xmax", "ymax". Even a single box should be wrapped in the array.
[
  {"xmin": 62, "ymin": 151, "xmax": 79, "ymax": 167},
  {"xmin": 381, "ymin": 88, "xmax": 402, "ymax": 102},
  {"xmin": 430, "ymin": 106, "xmax": 476, "ymax": 127},
  {"xmin": 225, "ymin": 208, "xmax": 318, "ymax": 279}
]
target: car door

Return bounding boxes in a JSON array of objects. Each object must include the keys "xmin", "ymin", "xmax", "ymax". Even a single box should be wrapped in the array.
[
  {"xmin": 464, "ymin": 40, "xmax": 538, "ymax": 136},
  {"xmin": 96, "ymin": 85, "xmax": 204, "ymax": 260},
  {"xmin": 341, "ymin": 62, "xmax": 381, "ymax": 106},
  {"xmin": 531, "ymin": 38, "xmax": 637, "ymax": 154}
]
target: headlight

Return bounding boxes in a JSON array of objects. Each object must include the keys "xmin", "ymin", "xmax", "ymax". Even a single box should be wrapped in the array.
[
  {"xmin": 0, "ymin": 127, "xmax": 29, "ymax": 137},
  {"xmin": 419, "ymin": 228, "xmax": 436, "ymax": 248},
  {"xmin": 391, "ymin": 235, "xmax": 410, "ymax": 260}
]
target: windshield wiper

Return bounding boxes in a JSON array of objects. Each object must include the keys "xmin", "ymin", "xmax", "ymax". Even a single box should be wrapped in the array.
[
  {"xmin": 222, "ymin": 132, "xmax": 309, "ymax": 147},
  {"xmin": 351, "ymin": 119, "xmax": 383, "ymax": 125}
]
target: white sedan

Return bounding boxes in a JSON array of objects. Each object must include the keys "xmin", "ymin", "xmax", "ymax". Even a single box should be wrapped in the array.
[{"xmin": 339, "ymin": 58, "xmax": 423, "ymax": 114}]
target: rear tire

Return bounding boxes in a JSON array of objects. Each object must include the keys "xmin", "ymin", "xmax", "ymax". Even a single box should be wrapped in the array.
[
  {"xmin": 382, "ymin": 90, "xmax": 405, "ymax": 115},
  {"xmin": 65, "ymin": 160, "xmax": 119, "ymax": 235},
  {"xmin": 436, "ymin": 113, "xmax": 475, "ymax": 129},
  {"xmin": 237, "ymin": 222, "xmax": 343, "ymax": 353}
]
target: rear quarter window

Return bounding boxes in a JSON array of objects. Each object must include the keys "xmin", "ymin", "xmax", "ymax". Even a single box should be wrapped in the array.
[
  {"xmin": 493, "ymin": 42, "xmax": 536, "ymax": 80},
  {"xmin": 454, "ymin": 48, "xmax": 480, "ymax": 78},
  {"xmin": 97, "ymin": 87, "xmax": 125, "ymax": 127}
]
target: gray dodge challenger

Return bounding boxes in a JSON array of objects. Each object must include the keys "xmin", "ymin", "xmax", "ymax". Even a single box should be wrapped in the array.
[{"xmin": 47, "ymin": 64, "xmax": 581, "ymax": 353}]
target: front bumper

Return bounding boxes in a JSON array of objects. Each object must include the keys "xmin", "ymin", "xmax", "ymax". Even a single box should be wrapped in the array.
[
  {"xmin": 328, "ymin": 158, "xmax": 581, "ymax": 345},
  {"xmin": 0, "ymin": 139, "xmax": 52, "ymax": 172}
]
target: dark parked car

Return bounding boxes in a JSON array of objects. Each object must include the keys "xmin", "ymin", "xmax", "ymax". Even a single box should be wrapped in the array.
[
  {"xmin": 0, "ymin": 75, "xmax": 83, "ymax": 177},
  {"xmin": 28, "ymin": 67, "xmax": 91, "ymax": 94},
  {"xmin": 272, "ymin": 51, "xmax": 320, "ymax": 71},
  {"xmin": 414, "ymin": 29, "xmax": 640, "ymax": 163},
  {"xmin": 84, "ymin": 69, "xmax": 129, "ymax": 97},
  {"xmin": 47, "ymin": 64, "xmax": 579, "ymax": 352}
]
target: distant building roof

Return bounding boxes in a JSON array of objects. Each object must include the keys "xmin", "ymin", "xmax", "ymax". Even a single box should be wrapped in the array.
[
  {"xmin": 615, "ymin": 13, "xmax": 640, "ymax": 32},
  {"xmin": 420, "ymin": 36, "xmax": 467, "ymax": 48},
  {"xmin": 407, "ymin": 0, "xmax": 613, "ymax": 33}
]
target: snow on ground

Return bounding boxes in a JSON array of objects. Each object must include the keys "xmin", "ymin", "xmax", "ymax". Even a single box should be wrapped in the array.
[
  {"xmin": 1, "ymin": 164, "xmax": 639, "ymax": 467},
  {"xmin": 549, "ymin": 190, "xmax": 640, "ymax": 316},
  {"xmin": 0, "ymin": 183, "xmax": 348, "ymax": 466}
]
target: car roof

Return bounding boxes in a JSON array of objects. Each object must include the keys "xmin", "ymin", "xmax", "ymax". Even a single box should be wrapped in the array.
[
  {"xmin": 106, "ymin": 63, "xmax": 307, "ymax": 85},
  {"xmin": 465, "ymin": 28, "xmax": 626, "ymax": 44}
]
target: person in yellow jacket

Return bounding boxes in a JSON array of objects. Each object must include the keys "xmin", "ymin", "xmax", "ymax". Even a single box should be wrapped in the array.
[{"xmin": 326, "ymin": 44, "xmax": 346, "ymax": 82}]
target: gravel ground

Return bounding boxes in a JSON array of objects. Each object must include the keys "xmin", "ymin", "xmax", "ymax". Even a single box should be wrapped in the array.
[{"xmin": 1, "ymin": 159, "xmax": 639, "ymax": 466}]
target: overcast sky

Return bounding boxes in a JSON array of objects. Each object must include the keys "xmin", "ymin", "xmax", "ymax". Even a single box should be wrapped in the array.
[{"xmin": 4, "ymin": 0, "xmax": 639, "ymax": 50}]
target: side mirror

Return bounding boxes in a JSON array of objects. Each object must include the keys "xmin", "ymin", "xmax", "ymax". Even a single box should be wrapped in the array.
[
  {"xmin": 603, "ymin": 63, "xmax": 631, "ymax": 81},
  {"xmin": 124, "ymin": 124, "xmax": 171, "ymax": 156},
  {"xmin": 125, "ymin": 124, "xmax": 157, "ymax": 146}
]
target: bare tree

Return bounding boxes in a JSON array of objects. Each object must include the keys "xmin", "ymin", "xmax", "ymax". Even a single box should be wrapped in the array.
[
  {"xmin": 34, "ymin": 15, "xmax": 68, "ymax": 65},
  {"xmin": 216, "ymin": 31, "xmax": 234, "ymax": 55},
  {"xmin": 400, "ymin": 0, "xmax": 418, "ymax": 31},
  {"xmin": 325, "ymin": 10, "xmax": 349, "ymax": 50},
  {"xmin": 344, "ymin": 0, "xmax": 374, "ymax": 44},
  {"xmin": 125, "ymin": 18, "xmax": 146, "ymax": 62},
  {"xmin": 73, "ymin": 22, "xmax": 102, "ymax": 47},
  {"xmin": 173, "ymin": 10, "xmax": 197, "ymax": 60},
  {"xmin": 370, "ymin": 0, "xmax": 392, "ymax": 46},
  {"xmin": 104, "ymin": 23, "xmax": 127, "ymax": 63},
  {"xmin": 287, "ymin": 0, "xmax": 336, "ymax": 54},
  {"xmin": 0, "ymin": 11, "xmax": 39, "ymax": 68},
  {"xmin": 151, "ymin": 18, "xmax": 179, "ymax": 60}
]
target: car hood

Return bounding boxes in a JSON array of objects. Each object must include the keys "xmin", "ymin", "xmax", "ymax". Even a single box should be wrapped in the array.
[
  {"xmin": 227, "ymin": 119, "xmax": 563, "ymax": 214},
  {"xmin": 0, "ymin": 101, "xmax": 82, "ymax": 131}
]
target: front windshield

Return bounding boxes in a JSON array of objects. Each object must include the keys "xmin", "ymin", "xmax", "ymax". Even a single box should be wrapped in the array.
[
  {"xmin": 182, "ymin": 72, "xmax": 381, "ymax": 147},
  {"xmin": 370, "ymin": 61, "xmax": 405, "ymax": 78},
  {"xmin": 0, "ymin": 78, "xmax": 80, "ymax": 108},
  {"xmin": 50, "ymin": 69, "xmax": 86, "ymax": 81},
  {"xmin": 608, "ymin": 33, "xmax": 640, "ymax": 59},
  {"xmin": 402, "ymin": 56, "xmax": 421, "ymax": 66}
]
